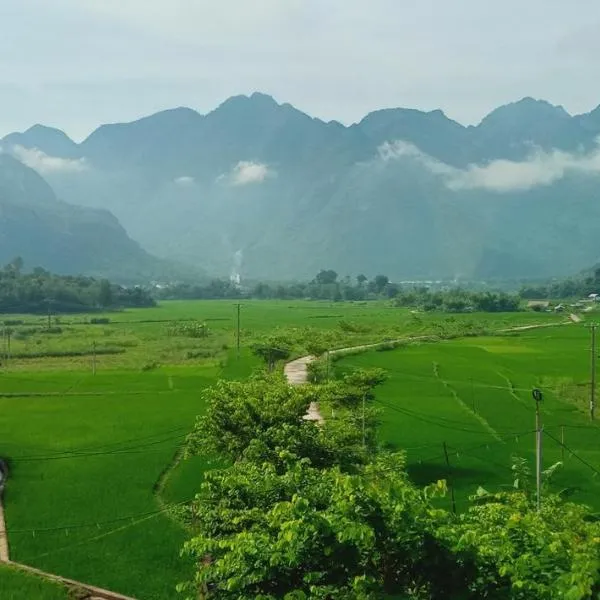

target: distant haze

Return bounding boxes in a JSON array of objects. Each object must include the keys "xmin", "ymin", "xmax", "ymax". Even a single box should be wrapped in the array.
[{"xmin": 2, "ymin": 0, "xmax": 600, "ymax": 139}]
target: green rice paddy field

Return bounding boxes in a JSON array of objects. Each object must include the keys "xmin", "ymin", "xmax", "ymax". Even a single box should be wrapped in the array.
[
  {"xmin": 0, "ymin": 300, "xmax": 592, "ymax": 599},
  {"xmin": 0, "ymin": 564, "xmax": 69, "ymax": 599},
  {"xmin": 337, "ymin": 323, "xmax": 600, "ymax": 511}
]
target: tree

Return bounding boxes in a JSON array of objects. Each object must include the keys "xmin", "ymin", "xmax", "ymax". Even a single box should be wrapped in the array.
[
  {"xmin": 9, "ymin": 256, "xmax": 24, "ymax": 275},
  {"xmin": 437, "ymin": 489, "xmax": 600, "ymax": 599},
  {"xmin": 186, "ymin": 376, "xmax": 372, "ymax": 471},
  {"xmin": 373, "ymin": 274, "xmax": 389, "ymax": 294},
  {"xmin": 251, "ymin": 336, "xmax": 292, "ymax": 372},
  {"xmin": 98, "ymin": 279, "xmax": 113, "ymax": 308},
  {"xmin": 179, "ymin": 454, "xmax": 455, "ymax": 600},
  {"xmin": 356, "ymin": 274, "xmax": 367, "ymax": 286},
  {"xmin": 314, "ymin": 269, "xmax": 338, "ymax": 285}
]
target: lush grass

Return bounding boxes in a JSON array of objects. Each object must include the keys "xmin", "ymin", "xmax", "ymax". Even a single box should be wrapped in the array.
[
  {"xmin": 0, "ymin": 564, "xmax": 70, "ymax": 599},
  {"xmin": 2, "ymin": 300, "xmax": 563, "ymax": 371},
  {"xmin": 336, "ymin": 323, "xmax": 600, "ymax": 511}
]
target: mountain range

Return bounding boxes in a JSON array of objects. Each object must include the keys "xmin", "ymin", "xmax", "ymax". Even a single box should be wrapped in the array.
[
  {"xmin": 0, "ymin": 152, "xmax": 175, "ymax": 282},
  {"xmin": 3, "ymin": 93, "xmax": 600, "ymax": 281}
]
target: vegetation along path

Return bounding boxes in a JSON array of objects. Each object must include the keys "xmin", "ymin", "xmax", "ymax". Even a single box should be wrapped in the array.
[{"xmin": 285, "ymin": 318, "xmax": 577, "ymax": 425}]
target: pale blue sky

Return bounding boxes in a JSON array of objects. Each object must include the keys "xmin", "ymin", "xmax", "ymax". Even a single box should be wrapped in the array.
[{"xmin": 1, "ymin": 0, "xmax": 599, "ymax": 139}]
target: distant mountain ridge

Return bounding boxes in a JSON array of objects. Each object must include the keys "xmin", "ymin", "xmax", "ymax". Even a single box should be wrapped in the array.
[
  {"xmin": 0, "ymin": 153, "xmax": 181, "ymax": 282},
  {"xmin": 3, "ymin": 93, "xmax": 600, "ymax": 281}
]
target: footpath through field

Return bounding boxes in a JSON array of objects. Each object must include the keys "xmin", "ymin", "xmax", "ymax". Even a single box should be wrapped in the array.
[
  {"xmin": 284, "ymin": 318, "xmax": 578, "ymax": 424},
  {"xmin": 285, "ymin": 335, "xmax": 439, "ymax": 423}
]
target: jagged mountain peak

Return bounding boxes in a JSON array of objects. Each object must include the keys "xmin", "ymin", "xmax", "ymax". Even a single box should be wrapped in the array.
[{"xmin": 479, "ymin": 97, "xmax": 571, "ymax": 127}]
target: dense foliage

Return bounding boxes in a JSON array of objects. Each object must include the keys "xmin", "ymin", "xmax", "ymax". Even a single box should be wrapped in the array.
[
  {"xmin": 520, "ymin": 267, "xmax": 600, "ymax": 300},
  {"xmin": 438, "ymin": 489, "xmax": 600, "ymax": 599},
  {"xmin": 186, "ymin": 376, "xmax": 374, "ymax": 471},
  {"xmin": 179, "ymin": 455, "xmax": 456, "ymax": 600},
  {"xmin": 0, "ymin": 258, "xmax": 155, "ymax": 313},
  {"xmin": 158, "ymin": 270, "xmax": 522, "ymax": 312},
  {"xmin": 394, "ymin": 288, "xmax": 521, "ymax": 312},
  {"xmin": 181, "ymin": 365, "xmax": 600, "ymax": 599}
]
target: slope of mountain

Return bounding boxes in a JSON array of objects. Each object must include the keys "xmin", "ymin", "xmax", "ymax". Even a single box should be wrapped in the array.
[
  {"xmin": 3, "ymin": 124, "xmax": 80, "ymax": 158},
  {"xmin": 0, "ymin": 153, "xmax": 175, "ymax": 282},
  {"xmin": 3, "ymin": 93, "xmax": 600, "ymax": 281}
]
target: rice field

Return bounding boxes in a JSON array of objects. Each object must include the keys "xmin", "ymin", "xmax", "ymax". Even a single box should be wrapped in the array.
[
  {"xmin": 0, "ymin": 300, "xmax": 571, "ymax": 598},
  {"xmin": 336, "ymin": 322, "xmax": 600, "ymax": 511},
  {"xmin": 0, "ymin": 564, "xmax": 70, "ymax": 599}
]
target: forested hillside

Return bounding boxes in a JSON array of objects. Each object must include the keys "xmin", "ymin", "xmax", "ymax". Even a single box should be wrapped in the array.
[{"xmin": 0, "ymin": 153, "xmax": 180, "ymax": 282}]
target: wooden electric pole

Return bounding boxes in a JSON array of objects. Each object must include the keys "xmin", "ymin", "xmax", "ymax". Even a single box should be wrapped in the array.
[
  {"xmin": 47, "ymin": 298, "xmax": 52, "ymax": 330},
  {"xmin": 532, "ymin": 388, "xmax": 543, "ymax": 511},
  {"xmin": 362, "ymin": 391, "xmax": 366, "ymax": 448},
  {"xmin": 92, "ymin": 341, "xmax": 97, "ymax": 376},
  {"xmin": 443, "ymin": 442, "xmax": 457, "ymax": 514},
  {"xmin": 591, "ymin": 324, "xmax": 597, "ymax": 421}
]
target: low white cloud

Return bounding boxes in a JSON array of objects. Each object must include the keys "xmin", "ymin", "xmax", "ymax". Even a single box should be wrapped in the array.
[
  {"xmin": 448, "ymin": 148, "xmax": 600, "ymax": 192},
  {"xmin": 378, "ymin": 140, "xmax": 600, "ymax": 193},
  {"xmin": 12, "ymin": 145, "xmax": 88, "ymax": 174},
  {"xmin": 224, "ymin": 161, "xmax": 274, "ymax": 186},
  {"xmin": 378, "ymin": 141, "xmax": 453, "ymax": 176},
  {"xmin": 174, "ymin": 175, "xmax": 195, "ymax": 187}
]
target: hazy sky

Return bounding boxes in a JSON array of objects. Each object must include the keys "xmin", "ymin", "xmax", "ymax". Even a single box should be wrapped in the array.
[{"xmin": 2, "ymin": 0, "xmax": 600, "ymax": 140}]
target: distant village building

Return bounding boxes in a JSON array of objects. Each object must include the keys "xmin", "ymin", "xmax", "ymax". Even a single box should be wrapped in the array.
[{"xmin": 588, "ymin": 293, "xmax": 599, "ymax": 302}]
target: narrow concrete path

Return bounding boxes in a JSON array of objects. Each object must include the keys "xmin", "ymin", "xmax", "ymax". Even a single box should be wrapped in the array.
[
  {"xmin": 7, "ymin": 562, "xmax": 138, "ymax": 599},
  {"xmin": 0, "ymin": 496, "xmax": 9, "ymax": 562},
  {"xmin": 284, "ymin": 320, "xmax": 571, "ymax": 425},
  {"xmin": 284, "ymin": 355, "xmax": 325, "ymax": 424},
  {"xmin": 285, "ymin": 337, "xmax": 434, "ymax": 424}
]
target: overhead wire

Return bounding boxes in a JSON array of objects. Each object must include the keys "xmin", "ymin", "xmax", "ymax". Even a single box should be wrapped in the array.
[{"xmin": 9, "ymin": 498, "xmax": 192, "ymax": 535}]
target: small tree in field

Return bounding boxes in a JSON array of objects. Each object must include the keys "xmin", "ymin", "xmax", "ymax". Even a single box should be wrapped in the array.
[{"xmin": 251, "ymin": 336, "xmax": 292, "ymax": 371}]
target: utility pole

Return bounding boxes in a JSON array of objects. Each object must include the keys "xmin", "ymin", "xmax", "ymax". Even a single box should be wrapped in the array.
[
  {"xmin": 532, "ymin": 388, "xmax": 543, "ymax": 511},
  {"xmin": 92, "ymin": 341, "xmax": 97, "ymax": 376},
  {"xmin": 47, "ymin": 299, "xmax": 52, "ymax": 330},
  {"xmin": 362, "ymin": 391, "xmax": 366, "ymax": 448},
  {"xmin": 591, "ymin": 324, "xmax": 597, "ymax": 421},
  {"xmin": 235, "ymin": 303, "xmax": 241, "ymax": 359},
  {"xmin": 443, "ymin": 442, "xmax": 457, "ymax": 514},
  {"xmin": 560, "ymin": 425, "xmax": 565, "ymax": 462}
]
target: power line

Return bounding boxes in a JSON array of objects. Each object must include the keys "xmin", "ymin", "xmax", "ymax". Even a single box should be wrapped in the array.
[
  {"xmin": 18, "ymin": 499, "xmax": 194, "ymax": 563},
  {"xmin": 377, "ymin": 399, "xmax": 514, "ymax": 435},
  {"xmin": 9, "ymin": 499, "xmax": 192, "ymax": 535},
  {"xmin": 11, "ymin": 433, "xmax": 188, "ymax": 462},
  {"xmin": 544, "ymin": 430, "xmax": 600, "ymax": 479}
]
